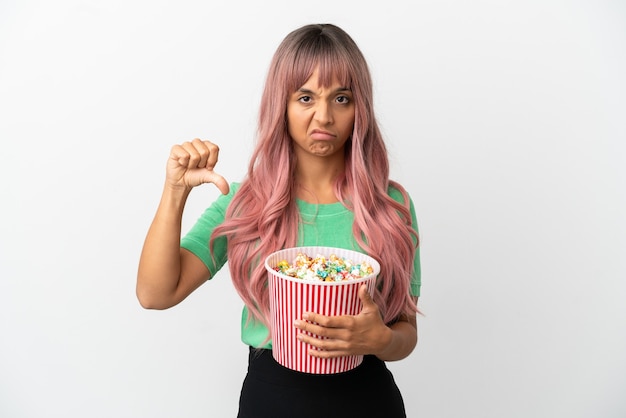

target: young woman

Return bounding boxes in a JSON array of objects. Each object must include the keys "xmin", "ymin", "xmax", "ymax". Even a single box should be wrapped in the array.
[{"xmin": 137, "ymin": 23, "xmax": 421, "ymax": 418}]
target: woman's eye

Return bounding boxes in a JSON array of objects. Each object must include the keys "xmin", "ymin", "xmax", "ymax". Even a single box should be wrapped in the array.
[
  {"xmin": 336, "ymin": 95, "xmax": 350, "ymax": 104},
  {"xmin": 298, "ymin": 96, "xmax": 312, "ymax": 103}
]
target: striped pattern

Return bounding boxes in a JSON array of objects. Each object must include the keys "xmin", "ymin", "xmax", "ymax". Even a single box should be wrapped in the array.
[{"xmin": 265, "ymin": 246, "xmax": 380, "ymax": 374}]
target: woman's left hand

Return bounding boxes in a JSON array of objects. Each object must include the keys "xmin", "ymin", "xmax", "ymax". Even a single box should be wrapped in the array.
[{"xmin": 293, "ymin": 285, "xmax": 392, "ymax": 358}]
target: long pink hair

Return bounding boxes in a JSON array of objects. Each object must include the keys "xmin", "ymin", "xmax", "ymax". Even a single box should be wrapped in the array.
[{"xmin": 211, "ymin": 24, "xmax": 418, "ymax": 327}]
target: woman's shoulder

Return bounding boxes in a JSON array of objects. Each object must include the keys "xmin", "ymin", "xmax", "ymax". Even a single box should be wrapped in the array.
[
  {"xmin": 386, "ymin": 181, "xmax": 412, "ymax": 204},
  {"xmin": 230, "ymin": 181, "xmax": 242, "ymax": 193}
]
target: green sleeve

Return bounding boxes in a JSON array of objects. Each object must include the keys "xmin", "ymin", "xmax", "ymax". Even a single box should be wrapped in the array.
[
  {"xmin": 388, "ymin": 186, "xmax": 421, "ymax": 297},
  {"xmin": 409, "ymin": 197, "xmax": 421, "ymax": 297}
]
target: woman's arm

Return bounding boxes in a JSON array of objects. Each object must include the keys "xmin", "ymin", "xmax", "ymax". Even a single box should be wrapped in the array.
[
  {"xmin": 136, "ymin": 139, "xmax": 229, "ymax": 310},
  {"xmin": 375, "ymin": 298, "xmax": 418, "ymax": 361},
  {"xmin": 293, "ymin": 286, "xmax": 418, "ymax": 361},
  {"xmin": 136, "ymin": 186, "xmax": 211, "ymax": 309}
]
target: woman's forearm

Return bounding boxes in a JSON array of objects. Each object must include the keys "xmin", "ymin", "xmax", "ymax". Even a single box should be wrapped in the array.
[
  {"xmin": 136, "ymin": 185, "xmax": 191, "ymax": 309},
  {"xmin": 376, "ymin": 317, "xmax": 418, "ymax": 361}
]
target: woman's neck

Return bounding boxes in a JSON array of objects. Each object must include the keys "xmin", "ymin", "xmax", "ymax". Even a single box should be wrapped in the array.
[{"xmin": 295, "ymin": 154, "xmax": 345, "ymax": 204}]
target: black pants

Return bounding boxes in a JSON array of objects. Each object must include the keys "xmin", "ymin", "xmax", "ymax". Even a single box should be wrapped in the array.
[{"xmin": 238, "ymin": 347, "xmax": 406, "ymax": 418}]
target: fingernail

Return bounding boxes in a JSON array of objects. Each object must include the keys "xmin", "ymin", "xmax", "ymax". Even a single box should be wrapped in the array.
[
  {"xmin": 302, "ymin": 312, "xmax": 309, "ymax": 320},
  {"xmin": 293, "ymin": 320, "xmax": 301, "ymax": 327}
]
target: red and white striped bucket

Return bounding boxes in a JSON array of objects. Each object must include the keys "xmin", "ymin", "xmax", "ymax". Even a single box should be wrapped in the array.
[{"xmin": 265, "ymin": 246, "xmax": 380, "ymax": 374}]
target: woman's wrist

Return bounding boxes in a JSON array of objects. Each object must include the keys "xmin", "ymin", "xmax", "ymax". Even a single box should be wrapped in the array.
[
  {"xmin": 375, "ymin": 320, "xmax": 417, "ymax": 361},
  {"xmin": 160, "ymin": 183, "xmax": 192, "ymax": 211}
]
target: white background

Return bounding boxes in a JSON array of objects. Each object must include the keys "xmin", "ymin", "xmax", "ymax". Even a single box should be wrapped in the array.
[{"xmin": 1, "ymin": 0, "xmax": 625, "ymax": 417}]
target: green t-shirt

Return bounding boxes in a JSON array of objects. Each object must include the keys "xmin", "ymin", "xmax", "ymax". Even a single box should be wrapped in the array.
[{"xmin": 180, "ymin": 183, "xmax": 421, "ymax": 349}]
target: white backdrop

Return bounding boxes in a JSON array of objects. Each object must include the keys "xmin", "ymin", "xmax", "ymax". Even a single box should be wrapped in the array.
[{"xmin": 1, "ymin": 0, "xmax": 625, "ymax": 417}]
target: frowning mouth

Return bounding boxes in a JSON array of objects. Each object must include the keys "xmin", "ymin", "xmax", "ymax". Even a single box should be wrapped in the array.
[{"xmin": 310, "ymin": 129, "xmax": 336, "ymax": 140}]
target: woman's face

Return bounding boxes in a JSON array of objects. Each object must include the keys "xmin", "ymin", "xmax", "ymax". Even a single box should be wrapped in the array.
[{"xmin": 287, "ymin": 68, "xmax": 355, "ymax": 160}]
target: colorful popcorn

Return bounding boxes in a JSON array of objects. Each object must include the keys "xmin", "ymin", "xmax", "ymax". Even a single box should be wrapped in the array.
[{"xmin": 273, "ymin": 252, "xmax": 374, "ymax": 282}]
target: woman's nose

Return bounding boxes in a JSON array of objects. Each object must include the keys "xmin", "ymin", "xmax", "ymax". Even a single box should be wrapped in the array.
[{"xmin": 313, "ymin": 101, "xmax": 333, "ymax": 124}]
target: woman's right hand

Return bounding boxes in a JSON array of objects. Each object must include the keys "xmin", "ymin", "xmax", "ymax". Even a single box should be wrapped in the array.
[{"xmin": 166, "ymin": 138, "xmax": 230, "ymax": 194}]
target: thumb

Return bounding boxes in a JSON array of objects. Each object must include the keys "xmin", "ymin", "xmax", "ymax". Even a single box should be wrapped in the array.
[
  {"xmin": 358, "ymin": 284, "xmax": 375, "ymax": 309},
  {"xmin": 202, "ymin": 170, "xmax": 230, "ymax": 195}
]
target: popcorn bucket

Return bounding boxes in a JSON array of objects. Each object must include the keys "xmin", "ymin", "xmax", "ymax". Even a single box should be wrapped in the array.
[{"xmin": 265, "ymin": 246, "xmax": 380, "ymax": 374}]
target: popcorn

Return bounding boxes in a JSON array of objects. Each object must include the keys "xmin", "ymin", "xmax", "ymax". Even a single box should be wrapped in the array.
[{"xmin": 273, "ymin": 252, "xmax": 374, "ymax": 282}]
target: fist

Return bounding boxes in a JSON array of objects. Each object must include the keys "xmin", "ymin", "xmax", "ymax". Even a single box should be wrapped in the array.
[{"xmin": 166, "ymin": 138, "xmax": 229, "ymax": 194}]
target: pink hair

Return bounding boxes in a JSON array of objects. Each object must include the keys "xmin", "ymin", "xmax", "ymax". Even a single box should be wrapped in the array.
[{"xmin": 211, "ymin": 24, "xmax": 419, "ymax": 328}]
